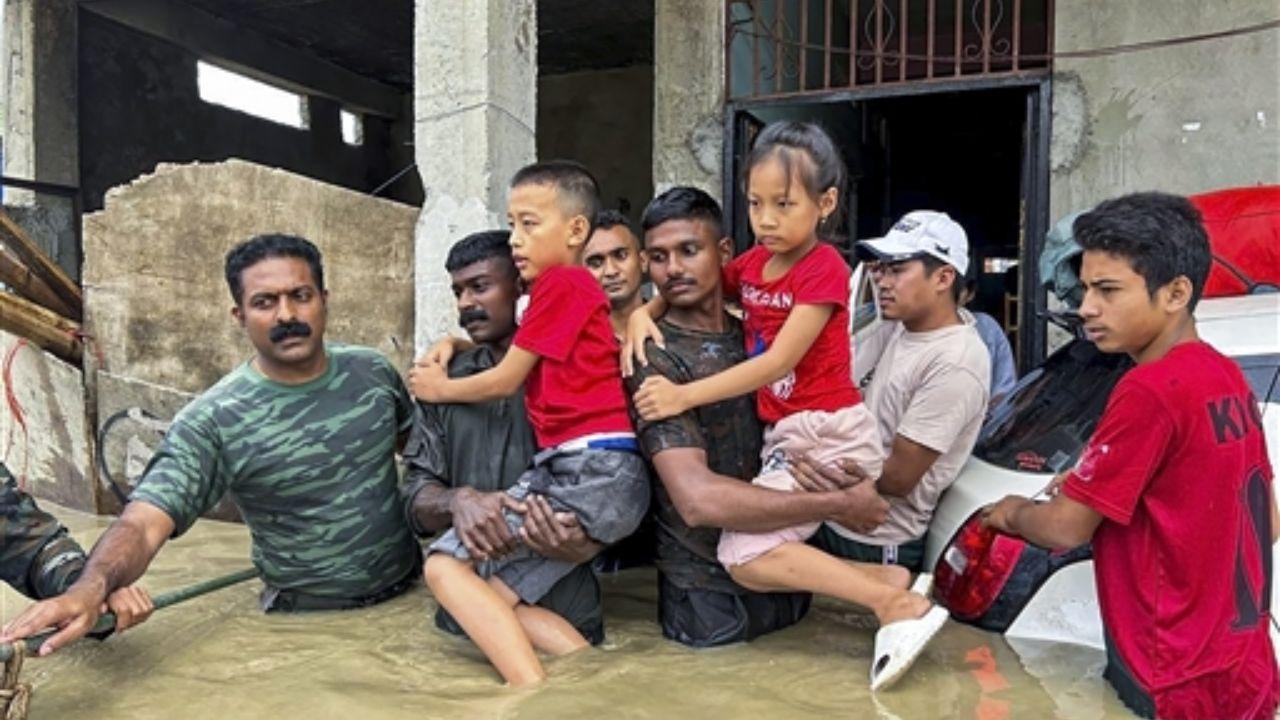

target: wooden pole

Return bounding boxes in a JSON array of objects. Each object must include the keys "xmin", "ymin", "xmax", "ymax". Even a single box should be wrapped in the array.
[
  {"xmin": 0, "ymin": 247, "xmax": 77, "ymax": 319},
  {"xmin": 0, "ymin": 210, "xmax": 82, "ymax": 321},
  {"xmin": 0, "ymin": 292, "xmax": 81, "ymax": 364}
]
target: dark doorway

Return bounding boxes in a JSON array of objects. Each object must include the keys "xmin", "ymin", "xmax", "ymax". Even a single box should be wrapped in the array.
[{"xmin": 725, "ymin": 79, "xmax": 1050, "ymax": 368}]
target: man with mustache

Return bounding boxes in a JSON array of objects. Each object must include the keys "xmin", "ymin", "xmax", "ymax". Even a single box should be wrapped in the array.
[
  {"xmin": 2, "ymin": 234, "xmax": 422, "ymax": 655},
  {"xmin": 402, "ymin": 230, "xmax": 606, "ymax": 644}
]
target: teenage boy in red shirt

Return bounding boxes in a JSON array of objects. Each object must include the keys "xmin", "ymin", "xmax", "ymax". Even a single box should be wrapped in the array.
[
  {"xmin": 410, "ymin": 161, "xmax": 648, "ymax": 686},
  {"xmin": 985, "ymin": 192, "xmax": 1278, "ymax": 719}
]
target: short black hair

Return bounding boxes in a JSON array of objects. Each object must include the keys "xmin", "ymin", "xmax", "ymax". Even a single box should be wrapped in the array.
[
  {"xmin": 1073, "ymin": 192, "xmax": 1211, "ymax": 310},
  {"xmin": 224, "ymin": 234, "xmax": 324, "ymax": 305},
  {"xmin": 920, "ymin": 255, "xmax": 964, "ymax": 303},
  {"xmin": 594, "ymin": 209, "xmax": 635, "ymax": 234},
  {"xmin": 445, "ymin": 230, "xmax": 516, "ymax": 277},
  {"xmin": 641, "ymin": 186, "xmax": 724, "ymax": 239},
  {"xmin": 510, "ymin": 160, "xmax": 601, "ymax": 233}
]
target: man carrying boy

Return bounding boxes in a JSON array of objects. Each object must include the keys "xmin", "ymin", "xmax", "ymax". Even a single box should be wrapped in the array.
[
  {"xmin": 410, "ymin": 161, "xmax": 648, "ymax": 686},
  {"xmin": 627, "ymin": 187, "xmax": 891, "ymax": 647},
  {"xmin": 402, "ymin": 229, "xmax": 606, "ymax": 645},
  {"xmin": 985, "ymin": 192, "xmax": 1278, "ymax": 719}
]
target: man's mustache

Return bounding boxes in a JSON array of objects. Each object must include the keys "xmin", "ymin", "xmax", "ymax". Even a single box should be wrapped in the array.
[
  {"xmin": 458, "ymin": 308, "xmax": 489, "ymax": 327},
  {"xmin": 269, "ymin": 321, "xmax": 313, "ymax": 343}
]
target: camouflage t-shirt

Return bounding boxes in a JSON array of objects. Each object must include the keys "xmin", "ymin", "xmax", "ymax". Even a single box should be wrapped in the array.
[
  {"xmin": 132, "ymin": 344, "xmax": 419, "ymax": 599},
  {"xmin": 625, "ymin": 316, "xmax": 764, "ymax": 594},
  {"xmin": 1, "ymin": 461, "xmax": 87, "ymax": 599}
]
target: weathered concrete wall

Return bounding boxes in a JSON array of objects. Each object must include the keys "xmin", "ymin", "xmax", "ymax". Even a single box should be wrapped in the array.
[
  {"xmin": 1, "ymin": 0, "xmax": 80, "ymax": 279},
  {"xmin": 77, "ymin": 11, "xmax": 417, "ymax": 214},
  {"xmin": 538, "ymin": 65, "xmax": 654, "ymax": 224},
  {"xmin": 653, "ymin": 0, "xmax": 725, "ymax": 202},
  {"xmin": 0, "ymin": 329, "xmax": 94, "ymax": 511},
  {"xmin": 83, "ymin": 160, "xmax": 417, "ymax": 395},
  {"xmin": 94, "ymin": 371, "xmax": 240, "ymax": 521},
  {"xmin": 414, "ymin": 0, "xmax": 537, "ymax": 349},
  {"xmin": 1050, "ymin": 1, "xmax": 1280, "ymax": 220}
]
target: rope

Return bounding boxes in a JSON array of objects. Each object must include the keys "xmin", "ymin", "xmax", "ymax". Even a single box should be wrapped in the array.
[
  {"xmin": 2, "ymin": 340, "xmax": 30, "ymax": 491},
  {"xmin": 0, "ymin": 643, "xmax": 30, "ymax": 720}
]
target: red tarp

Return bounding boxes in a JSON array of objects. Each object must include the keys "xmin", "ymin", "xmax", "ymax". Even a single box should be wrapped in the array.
[{"xmin": 1189, "ymin": 185, "xmax": 1280, "ymax": 297}]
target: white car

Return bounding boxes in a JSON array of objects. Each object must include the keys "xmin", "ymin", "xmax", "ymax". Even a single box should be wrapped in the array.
[{"xmin": 849, "ymin": 266, "xmax": 1280, "ymax": 652}]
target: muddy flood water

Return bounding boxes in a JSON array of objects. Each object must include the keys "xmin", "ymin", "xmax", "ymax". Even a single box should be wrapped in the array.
[{"xmin": 1, "ymin": 504, "xmax": 1138, "ymax": 719}]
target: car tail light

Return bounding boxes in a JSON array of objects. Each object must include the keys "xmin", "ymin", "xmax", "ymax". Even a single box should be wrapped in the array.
[{"xmin": 933, "ymin": 507, "xmax": 1093, "ymax": 632}]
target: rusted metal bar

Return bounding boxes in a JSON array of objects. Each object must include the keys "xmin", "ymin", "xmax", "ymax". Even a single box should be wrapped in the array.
[
  {"xmin": 800, "ymin": 0, "xmax": 809, "ymax": 90},
  {"xmin": 1012, "ymin": 0, "xmax": 1022, "ymax": 70},
  {"xmin": 983, "ymin": 0, "xmax": 992, "ymax": 73},
  {"xmin": 850, "ymin": 0, "xmax": 859, "ymax": 87},
  {"xmin": 824, "ymin": 0, "xmax": 833, "ymax": 88},
  {"xmin": 753, "ymin": 1, "xmax": 761, "ymax": 97},
  {"xmin": 874, "ymin": 0, "xmax": 883, "ymax": 84},
  {"xmin": 954, "ymin": 0, "xmax": 962, "ymax": 76},
  {"xmin": 899, "ymin": 0, "xmax": 907, "ymax": 82},
  {"xmin": 774, "ymin": 1, "xmax": 783, "ymax": 93},
  {"xmin": 927, "ymin": 0, "xmax": 936, "ymax": 78}
]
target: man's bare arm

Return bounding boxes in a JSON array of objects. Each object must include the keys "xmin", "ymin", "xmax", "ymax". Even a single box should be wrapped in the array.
[
  {"xmin": 409, "ymin": 481, "xmax": 458, "ymax": 535},
  {"xmin": 875, "ymin": 434, "xmax": 942, "ymax": 497},
  {"xmin": 984, "ymin": 493, "xmax": 1103, "ymax": 549},
  {"xmin": 0, "ymin": 501, "xmax": 173, "ymax": 655},
  {"xmin": 652, "ymin": 447, "xmax": 887, "ymax": 533}
]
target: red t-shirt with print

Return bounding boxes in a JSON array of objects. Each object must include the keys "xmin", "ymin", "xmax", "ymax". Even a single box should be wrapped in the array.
[
  {"xmin": 723, "ymin": 242, "xmax": 860, "ymax": 424},
  {"xmin": 1062, "ymin": 341, "xmax": 1278, "ymax": 720},
  {"xmin": 512, "ymin": 265, "xmax": 633, "ymax": 449}
]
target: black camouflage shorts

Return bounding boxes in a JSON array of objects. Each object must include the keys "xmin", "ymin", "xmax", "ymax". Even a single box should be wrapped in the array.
[{"xmin": 428, "ymin": 448, "xmax": 650, "ymax": 604}]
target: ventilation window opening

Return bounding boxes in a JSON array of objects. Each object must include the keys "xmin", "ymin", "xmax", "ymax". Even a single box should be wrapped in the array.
[
  {"xmin": 196, "ymin": 60, "xmax": 309, "ymax": 130},
  {"xmin": 341, "ymin": 109, "xmax": 364, "ymax": 146}
]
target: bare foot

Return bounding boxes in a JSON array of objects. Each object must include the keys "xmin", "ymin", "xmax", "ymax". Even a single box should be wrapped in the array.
[{"xmin": 875, "ymin": 590, "xmax": 932, "ymax": 627}]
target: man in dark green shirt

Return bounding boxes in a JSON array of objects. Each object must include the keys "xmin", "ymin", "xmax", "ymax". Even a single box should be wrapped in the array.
[
  {"xmin": 402, "ymin": 230, "xmax": 604, "ymax": 643},
  {"xmin": 1, "ymin": 234, "xmax": 420, "ymax": 655}
]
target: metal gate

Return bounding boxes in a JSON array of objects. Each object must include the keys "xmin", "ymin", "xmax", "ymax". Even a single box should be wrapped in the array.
[{"xmin": 727, "ymin": 0, "xmax": 1053, "ymax": 101}]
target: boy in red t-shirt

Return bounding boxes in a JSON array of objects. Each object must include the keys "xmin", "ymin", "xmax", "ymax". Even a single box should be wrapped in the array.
[
  {"xmin": 411, "ymin": 161, "xmax": 648, "ymax": 686},
  {"xmin": 985, "ymin": 192, "xmax": 1279, "ymax": 719}
]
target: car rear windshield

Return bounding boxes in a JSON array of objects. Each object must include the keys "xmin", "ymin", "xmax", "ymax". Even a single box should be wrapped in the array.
[
  {"xmin": 974, "ymin": 340, "xmax": 1132, "ymax": 474},
  {"xmin": 974, "ymin": 342, "xmax": 1280, "ymax": 474}
]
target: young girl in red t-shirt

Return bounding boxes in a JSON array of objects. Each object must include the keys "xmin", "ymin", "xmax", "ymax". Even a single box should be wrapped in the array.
[{"xmin": 629, "ymin": 121, "xmax": 946, "ymax": 691}]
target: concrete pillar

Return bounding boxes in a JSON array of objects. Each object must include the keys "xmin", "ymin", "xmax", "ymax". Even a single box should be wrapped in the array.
[
  {"xmin": 413, "ymin": 0, "xmax": 537, "ymax": 349},
  {"xmin": 1, "ymin": 0, "xmax": 80, "ymax": 278},
  {"xmin": 653, "ymin": 0, "xmax": 725, "ymax": 203}
]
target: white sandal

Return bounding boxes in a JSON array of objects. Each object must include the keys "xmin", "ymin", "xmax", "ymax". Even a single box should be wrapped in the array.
[{"xmin": 869, "ymin": 573, "xmax": 949, "ymax": 692}]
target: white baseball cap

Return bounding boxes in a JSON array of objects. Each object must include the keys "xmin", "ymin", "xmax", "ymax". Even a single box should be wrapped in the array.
[{"xmin": 855, "ymin": 210, "xmax": 970, "ymax": 275}]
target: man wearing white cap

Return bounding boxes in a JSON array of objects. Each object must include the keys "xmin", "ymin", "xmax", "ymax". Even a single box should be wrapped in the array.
[{"xmin": 791, "ymin": 210, "xmax": 990, "ymax": 573}]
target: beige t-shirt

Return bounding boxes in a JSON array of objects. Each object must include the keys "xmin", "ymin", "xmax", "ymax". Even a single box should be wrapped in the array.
[{"xmin": 832, "ymin": 310, "xmax": 991, "ymax": 546}]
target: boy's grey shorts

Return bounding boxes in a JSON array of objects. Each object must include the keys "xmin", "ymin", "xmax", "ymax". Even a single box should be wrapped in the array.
[{"xmin": 428, "ymin": 448, "xmax": 650, "ymax": 604}]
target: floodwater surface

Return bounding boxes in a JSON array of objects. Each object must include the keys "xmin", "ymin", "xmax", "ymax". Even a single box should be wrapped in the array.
[{"xmin": 1, "ymin": 504, "xmax": 1137, "ymax": 719}]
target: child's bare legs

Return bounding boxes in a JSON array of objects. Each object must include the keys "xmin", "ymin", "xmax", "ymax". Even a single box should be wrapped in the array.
[
  {"xmin": 424, "ymin": 555, "xmax": 590, "ymax": 685},
  {"xmin": 424, "ymin": 554, "xmax": 544, "ymax": 686},
  {"xmin": 492, "ymin": 578, "xmax": 590, "ymax": 656},
  {"xmin": 728, "ymin": 542, "xmax": 930, "ymax": 626}
]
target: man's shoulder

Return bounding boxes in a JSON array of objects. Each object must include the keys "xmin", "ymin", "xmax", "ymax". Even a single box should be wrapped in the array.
[
  {"xmin": 926, "ymin": 320, "xmax": 990, "ymax": 374},
  {"xmin": 446, "ymin": 344, "xmax": 496, "ymax": 377},
  {"xmin": 329, "ymin": 343, "xmax": 396, "ymax": 372}
]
